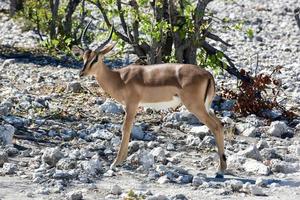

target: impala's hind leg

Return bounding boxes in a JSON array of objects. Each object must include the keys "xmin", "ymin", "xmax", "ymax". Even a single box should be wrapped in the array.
[{"xmin": 180, "ymin": 91, "xmax": 227, "ymax": 178}]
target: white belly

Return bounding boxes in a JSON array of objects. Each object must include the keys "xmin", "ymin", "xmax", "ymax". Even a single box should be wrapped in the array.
[{"xmin": 139, "ymin": 96, "xmax": 181, "ymax": 111}]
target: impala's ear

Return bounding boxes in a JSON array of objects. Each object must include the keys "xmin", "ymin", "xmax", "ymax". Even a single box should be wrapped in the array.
[
  {"xmin": 72, "ymin": 45, "xmax": 84, "ymax": 57},
  {"xmin": 99, "ymin": 42, "xmax": 117, "ymax": 55}
]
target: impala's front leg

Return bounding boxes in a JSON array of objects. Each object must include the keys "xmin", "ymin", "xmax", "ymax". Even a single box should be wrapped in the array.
[{"xmin": 110, "ymin": 103, "xmax": 138, "ymax": 169}]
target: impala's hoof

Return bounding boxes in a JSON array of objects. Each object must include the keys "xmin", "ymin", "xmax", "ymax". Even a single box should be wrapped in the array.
[{"xmin": 215, "ymin": 172, "xmax": 224, "ymax": 179}]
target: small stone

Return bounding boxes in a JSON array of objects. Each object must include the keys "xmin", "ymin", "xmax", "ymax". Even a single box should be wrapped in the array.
[
  {"xmin": 5, "ymin": 146, "xmax": 18, "ymax": 156},
  {"xmin": 255, "ymin": 36, "xmax": 263, "ymax": 42},
  {"xmin": 52, "ymin": 170, "xmax": 72, "ymax": 179},
  {"xmin": 268, "ymin": 121, "xmax": 289, "ymax": 138},
  {"xmin": 21, "ymin": 98, "xmax": 33, "ymax": 109},
  {"xmin": 166, "ymin": 143, "xmax": 175, "ymax": 151},
  {"xmin": 1, "ymin": 59, "xmax": 15, "ymax": 68},
  {"xmin": 186, "ymin": 135, "xmax": 201, "ymax": 146},
  {"xmin": 189, "ymin": 126, "xmax": 210, "ymax": 137},
  {"xmin": 227, "ymin": 155, "xmax": 246, "ymax": 169},
  {"xmin": 199, "ymin": 136, "xmax": 215, "ymax": 148},
  {"xmin": 245, "ymin": 115, "xmax": 264, "ymax": 127},
  {"xmin": 90, "ymin": 129, "xmax": 114, "ymax": 140},
  {"xmin": 222, "ymin": 111, "xmax": 233, "ymax": 117},
  {"xmin": 146, "ymin": 194, "xmax": 169, "ymax": 200},
  {"xmin": 0, "ymin": 124, "xmax": 15, "ymax": 145},
  {"xmin": 67, "ymin": 190, "xmax": 83, "ymax": 200},
  {"xmin": 249, "ymin": 185, "xmax": 266, "ymax": 196},
  {"xmin": 2, "ymin": 163, "xmax": 17, "ymax": 174},
  {"xmin": 56, "ymin": 158, "xmax": 77, "ymax": 170},
  {"xmin": 150, "ymin": 147, "xmax": 166, "ymax": 162},
  {"xmin": 80, "ymin": 155, "xmax": 102, "ymax": 175},
  {"xmin": 255, "ymin": 177, "xmax": 268, "ymax": 187},
  {"xmin": 42, "ymin": 147, "xmax": 63, "ymax": 167},
  {"xmin": 170, "ymin": 194, "xmax": 188, "ymax": 200},
  {"xmin": 0, "ymin": 101, "xmax": 12, "ymax": 116},
  {"xmin": 237, "ymin": 145, "xmax": 262, "ymax": 161},
  {"xmin": 243, "ymin": 159, "xmax": 270, "ymax": 175},
  {"xmin": 260, "ymin": 148, "xmax": 282, "ymax": 160},
  {"xmin": 128, "ymin": 141, "xmax": 142, "ymax": 154},
  {"xmin": 242, "ymin": 127, "xmax": 259, "ymax": 137},
  {"xmin": 0, "ymin": 151, "xmax": 8, "ymax": 167},
  {"xmin": 111, "ymin": 136, "xmax": 121, "ymax": 147},
  {"xmin": 256, "ymin": 140, "xmax": 269, "ymax": 150},
  {"xmin": 192, "ymin": 176, "xmax": 204, "ymax": 186},
  {"xmin": 147, "ymin": 141, "xmax": 159, "ymax": 149},
  {"xmin": 270, "ymin": 160, "xmax": 299, "ymax": 174},
  {"xmin": 132, "ymin": 126, "xmax": 145, "ymax": 140},
  {"xmin": 157, "ymin": 175, "xmax": 170, "ymax": 184},
  {"xmin": 156, "ymin": 165, "xmax": 168, "ymax": 174},
  {"xmin": 176, "ymin": 175, "xmax": 193, "ymax": 184},
  {"xmin": 270, "ymin": 182, "xmax": 280, "ymax": 188},
  {"xmin": 235, "ymin": 122, "xmax": 252, "ymax": 134},
  {"xmin": 225, "ymin": 179, "xmax": 243, "ymax": 192},
  {"xmin": 26, "ymin": 192, "xmax": 34, "ymax": 198},
  {"xmin": 288, "ymin": 145, "xmax": 300, "ymax": 156},
  {"xmin": 67, "ymin": 82, "xmax": 82, "ymax": 93},
  {"xmin": 99, "ymin": 99, "xmax": 124, "ymax": 114},
  {"xmin": 164, "ymin": 111, "xmax": 200, "ymax": 125},
  {"xmin": 103, "ymin": 169, "xmax": 115, "ymax": 177},
  {"xmin": 111, "ymin": 184, "xmax": 122, "ymax": 195},
  {"xmin": 37, "ymin": 187, "xmax": 50, "ymax": 195},
  {"xmin": 222, "ymin": 116, "xmax": 234, "ymax": 124},
  {"xmin": 2, "ymin": 116, "xmax": 28, "ymax": 128},
  {"xmin": 138, "ymin": 149, "xmax": 155, "ymax": 169}
]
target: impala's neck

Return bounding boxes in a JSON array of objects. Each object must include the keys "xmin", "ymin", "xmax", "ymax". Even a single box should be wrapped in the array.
[{"xmin": 94, "ymin": 60, "xmax": 123, "ymax": 101}]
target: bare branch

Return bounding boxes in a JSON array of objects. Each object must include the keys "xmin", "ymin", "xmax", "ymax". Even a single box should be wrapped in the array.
[
  {"xmin": 86, "ymin": 0, "xmax": 131, "ymax": 43},
  {"xmin": 194, "ymin": 0, "xmax": 213, "ymax": 27},
  {"xmin": 35, "ymin": 7, "xmax": 44, "ymax": 41},
  {"xmin": 116, "ymin": 0, "xmax": 129, "ymax": 34},
  {"xmin": 205, "ymin": 31, "xmax": 233, "ymax": 47},
  {"xmin": 202, "ymin": 41, "xmax": 252, "ymax": 83}
]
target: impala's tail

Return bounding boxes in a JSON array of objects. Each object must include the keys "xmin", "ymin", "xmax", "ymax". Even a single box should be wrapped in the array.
[{"xmin": 204, "ymin": 77, "xmax": 216, "ymax": 113}]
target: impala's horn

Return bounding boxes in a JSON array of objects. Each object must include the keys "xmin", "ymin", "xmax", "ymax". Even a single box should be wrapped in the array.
[
  {"xmin": 81, "ymin": 20, "xmax": 92, "ymax": 50},
  {"xmin": 94, "ymin": 24, "xmax": 114, "ymax": 53}
]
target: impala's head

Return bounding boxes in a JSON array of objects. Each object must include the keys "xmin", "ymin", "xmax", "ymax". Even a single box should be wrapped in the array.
[{"xmin": 76, "ymin": 21, "xmax": 116, "ymax": 77}]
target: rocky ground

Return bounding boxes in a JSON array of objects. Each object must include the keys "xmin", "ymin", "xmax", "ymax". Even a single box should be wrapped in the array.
[{"xmin": 0, "ymin": 0, "xmax": 300, "ymax": 200}]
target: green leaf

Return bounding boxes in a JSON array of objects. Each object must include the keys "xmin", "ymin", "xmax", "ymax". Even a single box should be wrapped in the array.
[{"xmin": 246, "ymin": 28, "xmax": 254, "ymax": 39}]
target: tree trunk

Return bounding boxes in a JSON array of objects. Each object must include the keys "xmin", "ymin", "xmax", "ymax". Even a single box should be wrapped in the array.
[
  {"xmin": 9, "ymin": 0, "xmax": 23, "ymax": 16},
  {"xmin": 184, "ymin": 46, "xmax": 197, "ymax": 64},
  {"xmin": 49, "ymin": 0, "xmax": 60, "ymax": 39},
  {"xmin": 63, "ymin": 0, "xmax": 81, "ymax": 37}
]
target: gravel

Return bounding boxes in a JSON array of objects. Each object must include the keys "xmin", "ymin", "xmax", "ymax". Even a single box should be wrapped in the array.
[{"xmin": 0, "ymin": 0, "xmax": 300, "ymax": 199}]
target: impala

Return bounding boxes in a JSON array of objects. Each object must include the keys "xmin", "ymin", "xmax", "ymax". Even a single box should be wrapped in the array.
[{"xmin": 75, "ymin": 22, "xmax": 227, "ymax": 178}]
